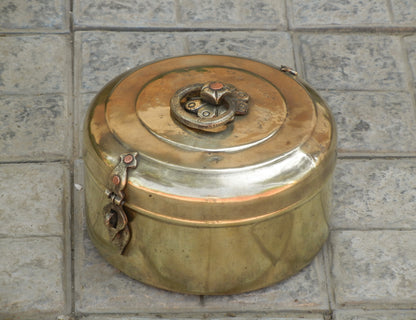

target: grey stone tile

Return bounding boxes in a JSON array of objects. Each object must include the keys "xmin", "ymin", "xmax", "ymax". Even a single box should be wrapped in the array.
[
  {"xmin": 332, "ymin": 159, "xmax": 416, "ymax": 230},
  {"xmin": 330, "ymin": 231, "xmax": 416, "ymax": 307},
  {"xmin": 322, "ymin": 90, "xmax": 416, "ymax": 153},
  {"xmin": 404, "ymin": 35, "xmax": 416, "ymax": 88},
  {"xmin": 203, "ymin": 253, "xmax": 329, "ymax": 311},
  {"xmin": 0, "ymin": 237, "xmax": 65, "ymax": 316},
  {"xmin": 73, "ymin": 160, "xmax": 201, "ymax": 313},
  {"xmin": 298, "ymin": 34, "xmax": 407, "ymax": 90},
  {"xmin": 288, "ymin": 0, "xmax": 390, "ymax": 28},
  {"xmin": 76, "ymin": 32, "xmax": 186, "ymax": 92},
  {"xmin": 0, "ymin": 0, "xmax": 68, "ymax": 32},
  {"xmin": 74, "ymin": 0, "xmax": 176, "ymax": 28},
  {"xmin": 0, "ymin": 35, "xmax": 70, "ymax": 94},
  {"xmin": 391, "ymin": 0, "xmax": 416, "ymax": 25},
  {"xmin": 76, "ymin": 31, "xmax": 294, "ymax": 93},
  {"xmin": 179, "ymin": 0, "xmax": 287, "ymax": 28},
  {"xmin": 187, "ymin": 32, "xmax": 295, "ymax": 67},
  {"xmin": 0, "ymin": 94, "xmax": 71, "ymax": 161},
  {"xmin": 335, "ymin": 310, "xmax": 416, "ymax": 320},
  {"xmin": 0, "ymin": 163, "xmax": 68, "ymax": 237}
]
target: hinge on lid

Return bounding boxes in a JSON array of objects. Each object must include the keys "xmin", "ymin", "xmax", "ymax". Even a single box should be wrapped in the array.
[{"xmin": 280, "ymin": 65, "xmax": 298, "ymax": 76}]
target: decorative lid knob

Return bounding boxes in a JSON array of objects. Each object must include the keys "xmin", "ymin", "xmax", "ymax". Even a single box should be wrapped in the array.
[{"xmin": 170, "ymin": 81, "xmax": 249, "ymax": 131}]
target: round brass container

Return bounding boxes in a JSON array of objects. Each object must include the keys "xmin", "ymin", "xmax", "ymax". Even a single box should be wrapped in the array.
[{"xmin": 83, "ymin": 55, "xmax": 337, "ymax": 295}]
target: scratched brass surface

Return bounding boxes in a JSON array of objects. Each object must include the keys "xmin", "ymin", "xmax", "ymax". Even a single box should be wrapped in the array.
[{"xmin": 83, "ymin": 55, "xmax": 337, "ymax": 295}]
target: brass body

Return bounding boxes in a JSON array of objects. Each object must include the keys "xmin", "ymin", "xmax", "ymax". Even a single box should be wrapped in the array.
[{"xmin": 83, "ymin": 55, "xmax": 337, "ymax": 295}]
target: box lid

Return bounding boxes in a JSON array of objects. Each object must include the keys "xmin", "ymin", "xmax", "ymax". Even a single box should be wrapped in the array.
[{"xmin": 84, "ymin": 55, "xmax": 337, "ymax": 226}]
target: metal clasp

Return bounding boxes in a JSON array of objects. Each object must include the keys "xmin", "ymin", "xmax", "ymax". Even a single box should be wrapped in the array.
[
  {"xmin": 280, "ymin": 65, "xmax": 298, "ymax": 76},
  {"xmin": 104, "ymin": 152, "xmax": 138, "ymax": 254}
]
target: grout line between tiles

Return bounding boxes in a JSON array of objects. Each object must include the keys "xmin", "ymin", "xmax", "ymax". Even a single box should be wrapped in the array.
[
  {"xmin": 325, "ymin": 237, "xmax": 338, "ymax": 312},
  {"xmin": 337, "ymin": 153, "xmax": 416, "ymax": 159},
  {"xmin": 290, "ymin": 26, "xmax": 416, "ymax": 34},
  {"xmin": 280, "ymin": 0, "xmax": 289, "ymax": 30},
  {"xmin": 284, "ymin": 0, "xmax": 293, "ymax": 31},
  {"xmin": 0, "ymin": 30, "xmax": 71, "ymax": 35},
  {"xmin": 315, "ymin": 88, "xmax": 412, "ymax": 93},
  {"xmin": 333, "ymin": 305, "xmax": 416, "ymax": 312},
  {"xmin": 77, "ymin": 311, "xmax": 330, "ymax": 318},
  {"xmin": 331, "ymin": 227, "xmax": 416, "ymax": 232},
  {"xmin": 0, "ymin": 159, "xmax": 70, "ymax": 165},
  {"xmin": 322, "ymin": 242, "xmax": 335, "ymax": 313},
  {"xmin": 183, "ymin": 34, "xmax": 190, "ymax": 55},
  {"xmin": 0, "ymin": 91, "xmax": 70, "ymax": 96},
  {"xmin": 333, "ymin": 308, "xmax": 416, "ymax": 314},
  {"xmin": 174, "ymin": 0, "xmax": 182, "ymax": 27},
  {"xmin": 386, "ymin": 0, "xmax": 395, "ymax": 23},
  {"xmin": 73, "ymin": 31, "xmax": 84, "ymax": 159},
  {"xmin": 284, "ymin": 0, "xmax": 299, "ymax": 72},
  {"xmin": 0, "ymin": 92, "xmax": 70, "ymax": 96},
  {"xmin": 400, "ymin": 35, "xmax": 416, "ymax": 121},
  {"xmin": 291, "ymin": 32, "xmax": 305, "ymax": 77},
  {"xmin": 62, "ymin": 159, "xmax": 73, "ymax": 316},
  {"xmin": 283, "ymin": 26, "xmax": 297, "ymax": 71},
  {"xmin": 1, "ymin": 27, "xmax": 415, "ymax": 36},
  {"xmin": 72, "ymin": 26, "xmax": 287, "ymax": 32},
  {"xmin": 0, "ymin": 234, "xmax": 64, "ymax": 239},
  {"xmin": 69, "ymin": 26, "xmax": 416, "ymax": 34},
  {"xmin": 69, "ymin": 0, "xmax": 76, "ymax": 316}
]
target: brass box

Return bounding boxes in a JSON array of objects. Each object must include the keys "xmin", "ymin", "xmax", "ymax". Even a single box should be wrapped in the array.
[{"xmin": 83, "ymin": 55, "xmax": 337, "ymax": 295}]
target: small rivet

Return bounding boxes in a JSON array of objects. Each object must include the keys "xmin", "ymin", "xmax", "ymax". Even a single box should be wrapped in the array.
[
  {"xmin": 209, "ymin": 82, "xmax": 224, "ymax": 90},
  {"xmin": 112, "ymin": 175, "xmax": 121, "ymax": 185},
  {"xmin": 202, "ymin": 111, "xmax": 211, "ymax": 117},
  {"xmin": 123, "ymin": 154, "xmax": 134, "ymax": 164}
]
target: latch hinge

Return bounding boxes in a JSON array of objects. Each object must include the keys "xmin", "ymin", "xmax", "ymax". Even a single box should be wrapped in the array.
[
  {"xmin": 103, "ymin": 152, "xmax": 138, "ymax": 254},
  {"xmin": 280, "ymin": 65, "xmax": 298, "ymax": 76}
]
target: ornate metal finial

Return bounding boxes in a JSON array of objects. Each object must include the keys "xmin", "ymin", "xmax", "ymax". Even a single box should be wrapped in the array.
[{"xmin": 170, "ymin": 81, "xmax": 249, "ymax": 131}]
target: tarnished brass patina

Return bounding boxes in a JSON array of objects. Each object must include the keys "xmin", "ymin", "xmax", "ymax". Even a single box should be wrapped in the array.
[{"xmin": 83, "ymin": 55, "xmax": 337, "ymax": 295}]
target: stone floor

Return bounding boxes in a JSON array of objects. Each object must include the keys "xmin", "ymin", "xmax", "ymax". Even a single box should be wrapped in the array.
[{"xmin": 1, "ymin": 1, "xmax": 416, "ymax": 319}]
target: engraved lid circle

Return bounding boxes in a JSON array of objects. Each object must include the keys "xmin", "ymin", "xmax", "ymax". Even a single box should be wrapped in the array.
[{"xmin": 136, "ymin": 67, "xmax": 288, "ymax": 151}]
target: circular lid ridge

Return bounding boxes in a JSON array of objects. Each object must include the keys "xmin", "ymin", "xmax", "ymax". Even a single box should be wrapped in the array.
[{"xmin": 103, "ymin": 55, "xmax": 317, "ymax": 170}]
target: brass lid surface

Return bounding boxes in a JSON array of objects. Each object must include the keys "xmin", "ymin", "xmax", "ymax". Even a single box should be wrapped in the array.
[
  {"xmin": 104, "ymin": 55, "xmax": 316, "ymax": 168},
  {"xmin": 84, "ymin": 55, "xmax": 336, "ymax": 226}
]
